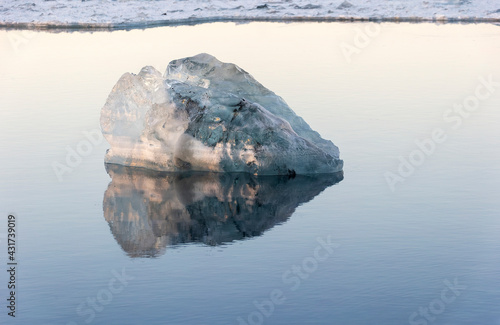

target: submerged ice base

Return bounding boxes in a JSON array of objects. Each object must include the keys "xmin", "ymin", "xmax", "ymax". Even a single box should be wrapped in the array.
[{"xmin": 100, "ymin": 53, "xmax": 342, "ymax": 175}]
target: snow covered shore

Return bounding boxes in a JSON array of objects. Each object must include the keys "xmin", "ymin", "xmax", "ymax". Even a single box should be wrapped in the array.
[{"xmin": 1, "ymin": 0, "xmax": 500, "ymax": 29}]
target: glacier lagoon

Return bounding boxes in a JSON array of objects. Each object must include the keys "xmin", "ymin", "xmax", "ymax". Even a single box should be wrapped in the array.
[{"xmin": 0, "ymin": 22, "xmax": 499, "ymax": 325}]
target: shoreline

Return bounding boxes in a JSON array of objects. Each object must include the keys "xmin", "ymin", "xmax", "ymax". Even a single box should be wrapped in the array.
[
  {"xmin": 2, "ymin": 15, "xmax": 500, "ymax": 32},
  {"xmin": 2, "ymin": 0, "xmax": 500, "ymax": 32}
]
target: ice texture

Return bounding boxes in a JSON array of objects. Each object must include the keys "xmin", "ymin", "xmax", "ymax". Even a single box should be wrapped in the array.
[
  {"xmin": 103, "ymin": 164, "xmax": 343, "ymax": 257},
  {"xmin": 100, "ymin": 53, "xmax": 343, "ymax": 175},
  {"xmin": 1, "ymin": 0, "xmax": 499, "ymax": 28}
]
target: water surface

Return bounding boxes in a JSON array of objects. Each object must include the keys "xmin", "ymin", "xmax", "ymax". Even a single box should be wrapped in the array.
[{"xmin": 0, "ymin": 22, "xmax": 499, "ymax": 325}]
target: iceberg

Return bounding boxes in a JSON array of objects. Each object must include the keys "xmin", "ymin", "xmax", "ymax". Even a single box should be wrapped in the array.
[{"xmin": 100, "ymin": 53, "xmax": 342, "ymax": 175}]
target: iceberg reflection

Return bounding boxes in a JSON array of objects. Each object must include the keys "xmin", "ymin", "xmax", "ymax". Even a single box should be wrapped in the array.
[{"xmin": 103, "ymin": 164, "xmax": 343, "ymax": 258}]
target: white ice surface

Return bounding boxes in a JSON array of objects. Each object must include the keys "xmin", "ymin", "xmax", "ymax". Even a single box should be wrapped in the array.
[
  {"xmin": 100, "ymin": 53, "xmax": 343, "ymax": 175},
  {"xmin": 1, "ymin": 0, "xmax": 500, "ymax": 27}
]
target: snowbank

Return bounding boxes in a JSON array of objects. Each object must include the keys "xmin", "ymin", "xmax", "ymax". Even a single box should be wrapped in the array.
[{"xmin": 1, "ymin": 0, "xmax": 500, "ymax": 29}]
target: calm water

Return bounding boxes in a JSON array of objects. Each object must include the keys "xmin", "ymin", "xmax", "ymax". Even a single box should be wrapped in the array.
[{"xmin": 0, "ymin": 22, "xmax": 499, "ymax": 325}]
